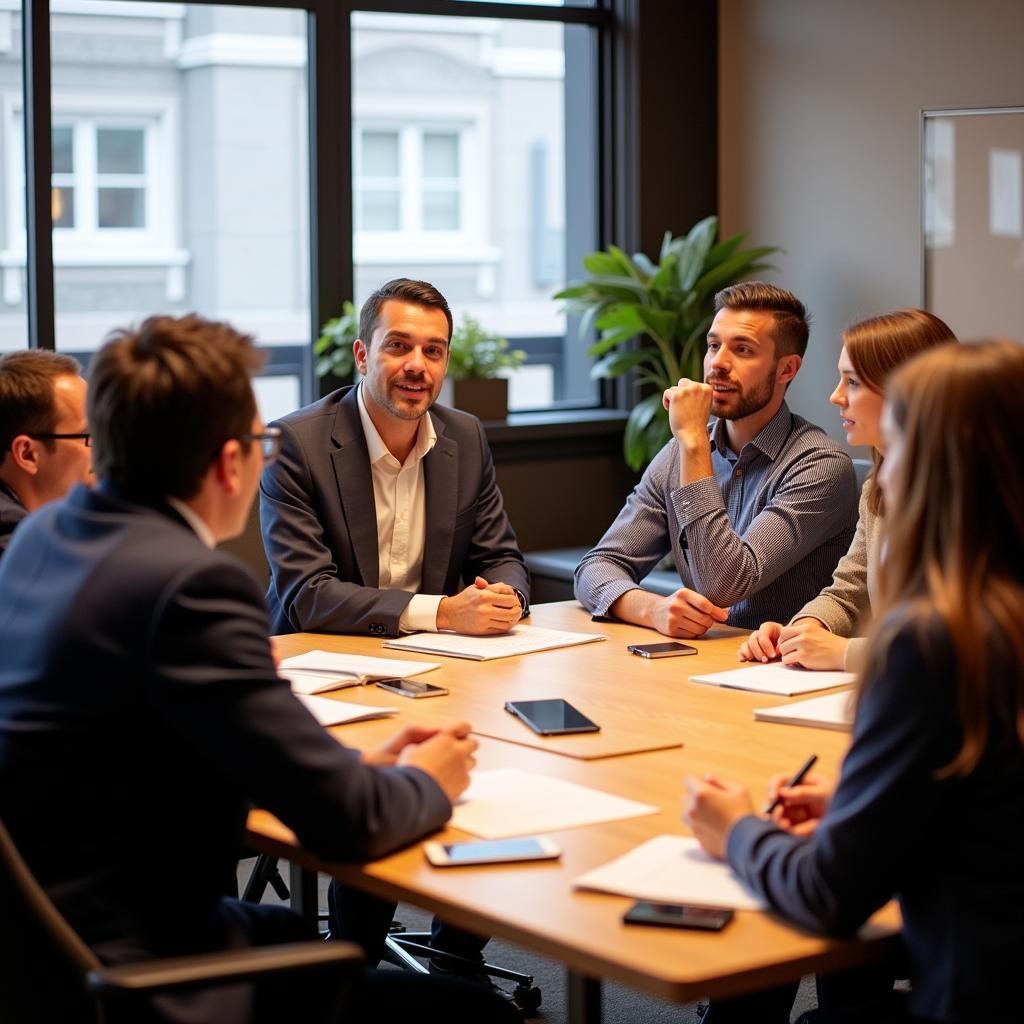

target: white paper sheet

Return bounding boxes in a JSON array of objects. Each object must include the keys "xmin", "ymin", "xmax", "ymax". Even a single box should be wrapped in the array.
[
  {"xmin": 383, "ymin": 624, "xmax": 606, "ymax": 661},
  {"xmin": 279, "ymin": 651, "xmax": 441, "ymax": 694},
  {"xmin": 689, "ymin": 663, "xmax": 855, "ymax": 696},
  {"xmin": 754, "ymin": 689, "xmax": 855, "ymax": 731},
  {"xmin": 294, "ymin": 694, "xmax": 399, "ymax": 727},
  {"xmin": 450, "ymin": 768, "xmax": 658, "ymax": 838},
  {"xmin": 575, "ymin": 834, "xmax": 766, "ymax": 911}
]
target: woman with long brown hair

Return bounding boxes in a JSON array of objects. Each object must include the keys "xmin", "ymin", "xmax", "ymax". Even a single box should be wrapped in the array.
[
  {"xmin": 739, "ymin": 308, "xmax": 957, "ymax": 671},
  {"xmin": 686, "ymin": 340, "xmax": 1024, "ymax": 1022}
]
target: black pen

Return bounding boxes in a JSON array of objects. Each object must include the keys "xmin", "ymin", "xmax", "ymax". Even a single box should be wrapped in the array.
[{"xmin": 763, "ymin": 753, "xmax": 818, "ymax": 815}]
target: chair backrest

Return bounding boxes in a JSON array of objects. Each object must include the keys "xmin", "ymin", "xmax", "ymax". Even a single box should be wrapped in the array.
[{"xmin": 0, "ymin": 818, "xmax": 102, "ymax": 1023}]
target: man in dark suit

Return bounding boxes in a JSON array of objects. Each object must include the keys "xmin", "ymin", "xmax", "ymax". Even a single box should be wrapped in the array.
[
  {"xmin": 260, "ymin": 278, "xmax": 530, "ymax": 985},
  {"xmin": 261, "ymin": 277, "xmax": 529, "ymax": 640},
  {"xmin": 0, "ymin": 349, "xmax": 93, "ymax": 559},
  {"xmin": 0, "ymin": 315, "xmax": 516, "ymax": 1024}
]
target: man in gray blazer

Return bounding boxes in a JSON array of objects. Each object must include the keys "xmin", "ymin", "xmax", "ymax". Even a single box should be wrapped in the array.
[
  {"xmin": 260, "ymin": 278, "xmax": 528, "ymax": 988},
  {"xmin": 261, "ymin": 278, "xmax": 529, "ymax": 638}
]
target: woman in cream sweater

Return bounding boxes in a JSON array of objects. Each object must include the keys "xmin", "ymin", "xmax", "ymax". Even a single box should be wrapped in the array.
[{"xmin": 739, "ymin": 308, "xmax": 956, "ymax": 671}]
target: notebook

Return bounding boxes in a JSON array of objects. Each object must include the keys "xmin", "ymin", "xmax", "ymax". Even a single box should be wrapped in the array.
[
  {"xmin": 689, "ymin": 663, "xmax": 855, "ymax": 696},
  {"xmin": 279, "ymin": 650, "xmax": 441, "ymax": 695},
  {"xmin": 383, "ymin": 624, "xmax": 606, "ymax": 662},
  {"xmin": 753, "ymin": 689, "xmax": 855, "ymax": 731}
]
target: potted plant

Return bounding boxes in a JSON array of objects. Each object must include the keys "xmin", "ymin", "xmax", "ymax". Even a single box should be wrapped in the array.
[
  {"xmin": 314, "ymin": 300, "xmax": 358, "ymax": 392},
  {"xmin": 555, "ymin": 216, "xmax": 780, "ymax": 470},
  {"xmin": 439, "ymin": 314, "xmax": 526, "ymax": 421}
]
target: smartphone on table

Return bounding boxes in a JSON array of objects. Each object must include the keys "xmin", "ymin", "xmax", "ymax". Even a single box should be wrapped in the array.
[
  {"xmin": 627, "ymin": 642, "xmax": 698, "ymax": 659},
  {"xmin": 622, "ymin": 900, "xmax": 733, "ymax": 931},
  {"xmin": 504, "ymin": 699, "xmax": 600, "ymax": 735},
  {"xmin": 424, "ymin": 837, "xmax": 561, "ymax": 867},
  {"xmin": 375, "ymin": 678, "xmax": 449, "ymax": 698}
]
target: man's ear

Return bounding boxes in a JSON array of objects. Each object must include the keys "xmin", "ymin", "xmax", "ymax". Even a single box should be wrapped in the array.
[
  {"xmin": 9, "ymin": 435, "xmax": 40, "ymax": 476},
  {"xmin": 353, "ymin": 338, "xmax": 368, "ymax": 376},
  {"xmin": 777, "ymin": 354, "xmax": 802, "ymax": 387},
  {"xmin": 212, "ymin": 439, "xmax": 244, "ymax": 496}
]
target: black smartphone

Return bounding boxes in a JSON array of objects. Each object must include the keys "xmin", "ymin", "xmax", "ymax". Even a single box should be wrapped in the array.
[
  {"xmin": 504, "ymin": 699, "xmax": 600, "ymax": 735},
  {"xmin": 627, "ymin": 642, "xmax": 698, "ymax": 659},
  {"xmin": 375, "ymin": 678, "xmax": 449, "ymax": 699},
  {"xmin": 622, "ymin": 900, "xmax": 733, "ymax": 931}
]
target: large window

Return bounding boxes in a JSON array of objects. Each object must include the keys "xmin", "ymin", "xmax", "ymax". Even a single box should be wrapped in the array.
[
  {"xmin": 351, "ymin": 11, "xmax": 599, "ymax": 412},
  {"xmin": 0, "ymin": 0, "xmax": 27, "ymax": 352},
  {"xmin": 9, "ymin": 0, "xmax": 610, "ymax": 420}
]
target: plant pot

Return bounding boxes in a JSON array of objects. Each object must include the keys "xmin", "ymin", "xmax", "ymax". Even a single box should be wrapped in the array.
[{"xmin": 439, "ymin": 377, "xmax": 509, "ymax": 421}]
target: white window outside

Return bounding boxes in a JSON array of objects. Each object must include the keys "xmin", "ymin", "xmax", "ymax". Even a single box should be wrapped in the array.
[{"xmin": 1, "ymin": 91, "xmax": 189, "ymax": 304}]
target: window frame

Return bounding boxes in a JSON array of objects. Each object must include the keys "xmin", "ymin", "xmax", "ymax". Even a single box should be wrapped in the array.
[{"xmin": 20, "ymin": 0, "xmax": 623, "ymax": 419}]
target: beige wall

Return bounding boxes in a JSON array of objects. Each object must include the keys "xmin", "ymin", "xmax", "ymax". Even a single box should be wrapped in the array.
[{"xmin": 719, "ymin": 0, "xmax": 1024, "ymax": 443}]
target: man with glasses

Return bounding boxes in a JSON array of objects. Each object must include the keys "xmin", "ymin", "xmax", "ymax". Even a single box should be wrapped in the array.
[
  {"xmin": 0, "ymin": 314, "xmax": 514, "ymax": 1024},
  {"xmin": 0, "ymin": 349, "xmax": 93, "ymax": 559}
]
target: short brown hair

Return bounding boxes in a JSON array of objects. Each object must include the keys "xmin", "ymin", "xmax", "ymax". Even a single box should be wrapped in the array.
[
  {"xmin": 358, "ymin": 278, "xmax": 453, "ymax": 346},
  {"xmin": 714, "ymin": 282, "xmax": 810, "ymax": 357},
  {"xmin": 88, "ymin": 315, "xmax": 264, "ymax": 500},
  {"xmin": 0, "ymin": 349, "xmax": 81, "ymax": 460}
]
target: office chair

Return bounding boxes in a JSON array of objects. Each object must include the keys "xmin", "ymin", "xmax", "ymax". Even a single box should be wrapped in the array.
[
  {"xmin": 241, "ymin": 852, "xmax": 543, "ymax": 1016},
  {"xmin": 0, "ymin": 819, "xmax": 364, "ymax": 1024}
]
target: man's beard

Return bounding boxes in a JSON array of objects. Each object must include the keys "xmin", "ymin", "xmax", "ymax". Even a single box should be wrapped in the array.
[
  {"xmin": 707, "ymin": 364, "xmax": 776, "ymax": 421},
  {"xmin": 369, "ymin": 376, "xmax": 437, "ymax": 421}
]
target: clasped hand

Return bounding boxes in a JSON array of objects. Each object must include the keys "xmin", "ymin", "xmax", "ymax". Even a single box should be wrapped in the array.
[
  {"xmin": 437, "ymin": 576, "xmax": 522, "ymax": 635},
  {"xmin": 739, "ymin": 618, "xmax": 849, "ymax": 670},
  {"xmin": 363, "ymin": 721, "xmax": 477, "ymax": 804}
]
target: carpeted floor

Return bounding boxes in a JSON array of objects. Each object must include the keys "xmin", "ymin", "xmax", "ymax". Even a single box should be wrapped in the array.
[{"xmin": 237, "ymin": 858, "xmax": 817, "ymax": 1023}]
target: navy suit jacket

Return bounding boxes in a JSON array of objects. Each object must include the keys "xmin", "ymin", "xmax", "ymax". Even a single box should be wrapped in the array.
[
  {"xmin": 0, "ymin": 486, "xmax": 450, "ymax": 977},
  {"xmin": 727, "ymin": 620, "xmax": 1024, "ymax": 1022},
  {"xmin": 260, "ymin": 385, "xmax": 529, "ymax": 636}
]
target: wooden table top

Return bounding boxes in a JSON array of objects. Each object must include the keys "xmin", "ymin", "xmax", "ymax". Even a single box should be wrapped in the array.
[{"xmin": 248, "ymin": 602, "xmax": 899, "ymax": 1003}]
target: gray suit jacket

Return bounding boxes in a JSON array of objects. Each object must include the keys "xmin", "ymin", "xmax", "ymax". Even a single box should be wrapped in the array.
[{"xmin": 261, "ymin": 385, "xmax": 529, "ymax": 636}]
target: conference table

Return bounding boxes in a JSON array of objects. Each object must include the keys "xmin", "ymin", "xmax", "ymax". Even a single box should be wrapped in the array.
[{"xmin": 247, "ymin": 602, "xmax": 900, "ymax": 1023}]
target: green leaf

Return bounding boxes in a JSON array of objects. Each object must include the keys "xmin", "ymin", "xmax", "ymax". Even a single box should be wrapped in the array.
[
  {"xmin": 582, "ymin": 252, "xmax": 623, "ymax": 276},
  {"xmin": 623, "ymin": 393, "xmax": 664, "ymax": 470},
  {"xmin": 590, "ymin": 348, "xmax": 660, "ymax": 379},
  {"xmin": 586, "ymin": 325, "xmax": 641, "ymax": 357},
  {"xmin": 633, "ymin": 307, "xmax": 678, "ymax": 343},
  {"xmin": 644, "ymin": 411, "xmax": 672, "ymax": 465},
  {"xmin": 678, "ymin": 216, "xmax": 718, "ymax": 292},
  {"xmin": 607, "ymin": 244, "xmax": 643, "ymax": 280},
  {"xmin": 692, "ymin": 245, "xmax": 781, "ymax": 305},
  {"xmin": 659, "ymin": 230, "xmax": 675, "ymax": 262},
  {"xmin": 632, "ymin": 252, "xmax": 658, "ymax": 278},
  {"xmin": 704, "ymin": 232, "xmax": 746, "ymax": 272},
  {"xmin": 594, "ymin": 302, "xmax": 647, "ymax": 333}
]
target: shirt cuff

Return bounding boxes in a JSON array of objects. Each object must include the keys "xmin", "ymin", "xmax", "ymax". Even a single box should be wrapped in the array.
[
  {"xmin": 671, "ymin": 475, "xmax": 725, "ymax": 530},
  {"xmin": 400, "ymin": 593, "xmax": 445, "ymax": 634}
]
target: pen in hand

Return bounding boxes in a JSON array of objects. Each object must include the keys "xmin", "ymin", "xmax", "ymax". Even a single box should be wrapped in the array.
[{"xmin": 763, "ymin": 753, "xmax": 818, "ymax": 815}]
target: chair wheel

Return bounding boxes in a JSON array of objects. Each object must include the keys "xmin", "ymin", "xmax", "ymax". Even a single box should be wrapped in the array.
[{"xmin": 512, "ymin": 984, "xmax": 542, "ymax": 1016}]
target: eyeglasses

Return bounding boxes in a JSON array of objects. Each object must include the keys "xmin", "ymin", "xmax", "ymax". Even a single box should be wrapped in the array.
[
  {"xmin": 28, "ymin": 432, "xmax": 92, "ymax": 447},
  {"xmin": 237, "ymin": 427, "xmax": 282, "ymax": 463}
]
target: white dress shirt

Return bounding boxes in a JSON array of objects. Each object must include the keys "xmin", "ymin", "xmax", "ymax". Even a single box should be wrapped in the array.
[
  {"xmin": 167, "ymin": 496, "xmax": 215, "ymax": 549},
  {"xmin": 356, "ymin": 384, "xmax": 443, "ymax": 632}
]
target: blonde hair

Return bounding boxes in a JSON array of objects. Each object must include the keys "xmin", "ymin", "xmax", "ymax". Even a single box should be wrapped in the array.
[{"xmin": 866, "ymin": 340, "xmax": 1024, "ymax": 776}]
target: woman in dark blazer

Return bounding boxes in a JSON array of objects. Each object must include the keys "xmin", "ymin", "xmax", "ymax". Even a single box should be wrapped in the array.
[{"xmin": 686, "ymin": 339, "xmax": 1024, "ymax": 1023}]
